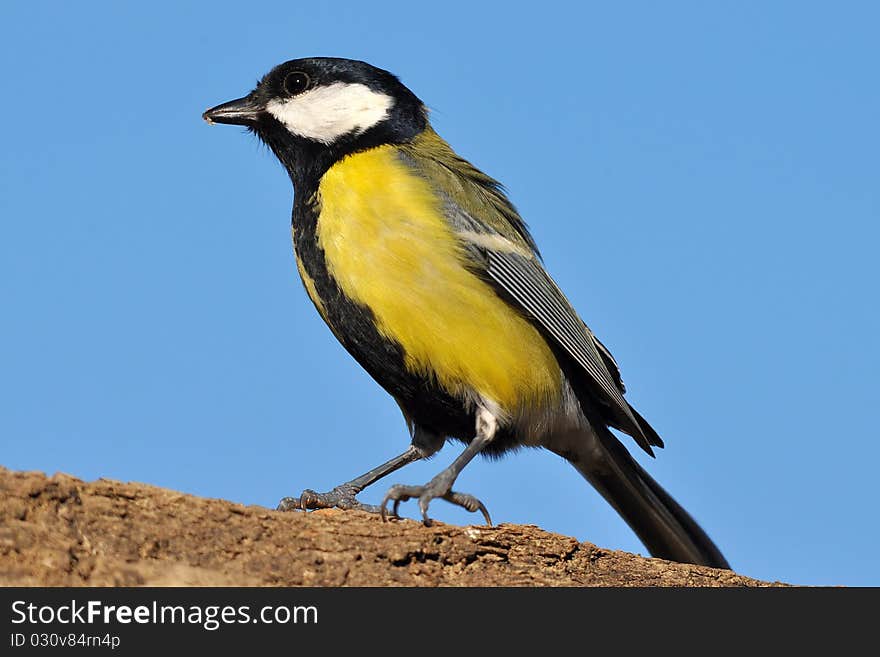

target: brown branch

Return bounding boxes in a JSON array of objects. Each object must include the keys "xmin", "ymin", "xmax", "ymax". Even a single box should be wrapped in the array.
[{"xmin": 0, "ymin": 466, "xmax": 782, "ymax": 587}]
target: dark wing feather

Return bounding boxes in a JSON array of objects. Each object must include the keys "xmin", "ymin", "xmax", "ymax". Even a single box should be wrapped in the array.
[
  {"xmin": 593, "ymin": 334, "xmax": 625, "ymax": 393},
  {"xmin": 396, "ymin": 136, "xmax": 659, "ymax": 453},
  {"xmin": 594, "ymin": 326, "xmax": 664, "ymax": 449},
  {"xmin": 484, "ymin": 250, "xmax": 657, "ymax": 455}
]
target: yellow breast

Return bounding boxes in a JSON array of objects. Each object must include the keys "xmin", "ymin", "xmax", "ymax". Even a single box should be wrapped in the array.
[{"xmin": 315, "ymin": 145, "xmax": 561, "ymax": 413}]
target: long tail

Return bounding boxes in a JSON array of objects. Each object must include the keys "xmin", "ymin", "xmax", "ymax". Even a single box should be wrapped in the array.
[{"xmin": 564, "ymin": 426, "xmax": 730, "ymax": 569}]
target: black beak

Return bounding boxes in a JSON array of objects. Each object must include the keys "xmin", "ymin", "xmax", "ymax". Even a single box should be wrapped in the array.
[{"xmin": 202, "ymin": 95, "xmax": 262, "ymax": 126}]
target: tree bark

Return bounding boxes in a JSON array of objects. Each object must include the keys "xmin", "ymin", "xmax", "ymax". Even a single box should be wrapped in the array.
[{"xmin": 0, "ymin": 467, "xmax": 781, "ymax": 587}]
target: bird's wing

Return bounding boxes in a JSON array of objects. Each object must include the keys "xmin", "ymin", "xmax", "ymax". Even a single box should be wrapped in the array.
[
  {"xmin": 593, "ymin": 334, "xmax": 626, "ymax": 394},
  {"xmin": 396, "ymin": 136, "xmax": 659, "ymax": 454},
  {"xmin": 481, "ymin": 248, "xmax": 657, "ymax": 454}
]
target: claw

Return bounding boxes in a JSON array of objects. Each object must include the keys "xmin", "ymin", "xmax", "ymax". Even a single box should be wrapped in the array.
[
  {"xmin": 444, "ymin": 491, "xmax": 492, "ymax": 525},
  {"xmin": 276, "ymin": 496, "xmax": 302, "ymax": 512},
  {"xmin": 381, "ymin": 484, "xmax": 417, "ymax": 522},
  {"xmin": 478, "ymin": 503, "xmax": 491, "ymax": 526},
  {"xmin": 298, "ymin": 489, "xmax": 324, "ymax": 509},
  {"xmin": 380, "ymin": 482, "xmax": 492, "ymax": 526},
  {"xmin": 278, "ymin": 485, "xmax": 384, "ymax": 514}
]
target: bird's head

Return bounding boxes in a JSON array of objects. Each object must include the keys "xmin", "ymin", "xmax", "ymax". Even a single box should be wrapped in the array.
[{"xmin": 203, "ymin": 57, "xmax": 427, "ymax": 181}]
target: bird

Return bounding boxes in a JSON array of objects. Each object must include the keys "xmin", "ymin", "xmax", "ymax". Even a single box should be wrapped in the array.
[{"xmin": 203, "ymin": 57, "xmax": 730, "ymax": 569}]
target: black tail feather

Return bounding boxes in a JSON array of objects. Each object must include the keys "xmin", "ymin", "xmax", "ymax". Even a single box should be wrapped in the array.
[{"xmin": 567, "ymin": 426, "xmax": 730, "ymax": 569}]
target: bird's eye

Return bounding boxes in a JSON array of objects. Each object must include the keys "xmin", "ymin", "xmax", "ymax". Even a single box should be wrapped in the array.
[{"xmin": 283, "ymin": 71, "xmax": 311, "ymax": 96}]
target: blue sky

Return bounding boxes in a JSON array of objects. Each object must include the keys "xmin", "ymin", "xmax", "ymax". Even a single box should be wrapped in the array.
[{"xmin": 2, "ymin": 2, "xmax": 878, "ymax": 586}]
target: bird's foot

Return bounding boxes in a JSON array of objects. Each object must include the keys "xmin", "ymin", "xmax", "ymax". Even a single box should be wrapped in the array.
[
  {"xmin": 379, "ymin": 475, "xmax": 492, "ymax": 526},
  {"xmin": 277, "ymin": 484, "xmax": 384, "ymax": 514}
]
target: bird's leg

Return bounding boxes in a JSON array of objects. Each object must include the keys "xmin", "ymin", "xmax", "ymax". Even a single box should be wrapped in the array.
[
  {"xmin": 381, "ymin": 407, "xmax": 497, "ymax": 526},
  {"xmin": 277, "ymin": 445, "xmax": 422, "ymax": 514}
]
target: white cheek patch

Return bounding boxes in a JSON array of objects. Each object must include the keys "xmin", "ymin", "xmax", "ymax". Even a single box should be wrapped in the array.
[{"xmin": 266, "ymin": 82, "xmax": 394, "ymax": 145}]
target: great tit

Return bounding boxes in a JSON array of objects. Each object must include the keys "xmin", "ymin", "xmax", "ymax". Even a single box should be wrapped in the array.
[{"xmin": 203, "ymin": 57, "xmax": 729, "ymax": 569}]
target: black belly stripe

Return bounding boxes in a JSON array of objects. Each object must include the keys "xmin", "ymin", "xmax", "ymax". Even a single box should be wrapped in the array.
[{"xmin": 292, "ymin": 192, "xmax": 475, "ymax": 442}]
